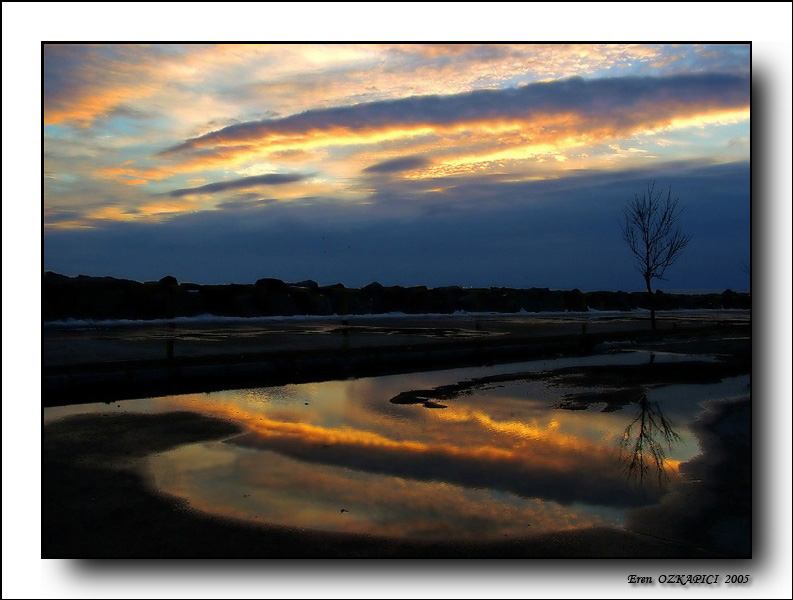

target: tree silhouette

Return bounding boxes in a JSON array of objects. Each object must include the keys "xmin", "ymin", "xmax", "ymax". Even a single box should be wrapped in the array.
[{"xmin": 620, "ymin": 182, "xmax": 692, "ymax": 332}]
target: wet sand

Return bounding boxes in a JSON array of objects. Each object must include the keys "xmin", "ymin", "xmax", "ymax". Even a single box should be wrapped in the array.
[{"xmin": 43, "ymin": 310, "xmax": 749, "ymax": 366}]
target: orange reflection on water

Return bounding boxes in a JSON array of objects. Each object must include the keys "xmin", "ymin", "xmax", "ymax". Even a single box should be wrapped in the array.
[
  {"xmin": 166, "ymin": 392, "xmax": 626, "ymax": 477},
  {"xmin": 149, "ymin": 438, "xmax": 610, "ymax": 540},
  {"xmin": 145, "ymin": 379, "xmax": 669, "ymax": 541}
]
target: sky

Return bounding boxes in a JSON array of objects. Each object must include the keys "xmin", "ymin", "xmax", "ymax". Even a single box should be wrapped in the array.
[{"xmin": 42, "ymin": 42, "xmax": 751, "ymax": 291}]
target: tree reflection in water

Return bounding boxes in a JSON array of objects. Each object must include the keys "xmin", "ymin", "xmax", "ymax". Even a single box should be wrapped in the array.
[{"xmin": 620, "ymin": 393, "xmax": 681, "ymax": 488}]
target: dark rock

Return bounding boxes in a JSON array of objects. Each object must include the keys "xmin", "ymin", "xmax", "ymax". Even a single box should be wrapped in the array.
[
  {"xmin": 294, "ymin": 280, "xmax": 319, "ymax": 289},
  {"xmin": 42, "ymin": 272, "xmax": 751, "ymax": 321},
  {"xmin": 255, "ymin": 277, "xmax": 287, "ymax": 291},
  {"xmin": 158, "ymin": 275, "xmax": 178, "ymax": 287}
]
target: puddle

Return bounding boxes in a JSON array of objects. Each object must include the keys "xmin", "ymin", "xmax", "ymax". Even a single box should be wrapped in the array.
[{"xmin": 44, "ymin": 350, "xmax": 750, "ymax": 543}]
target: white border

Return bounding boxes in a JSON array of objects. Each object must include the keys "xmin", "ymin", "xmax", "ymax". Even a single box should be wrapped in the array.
[{"xmin": 4, "ymin": 3, "xmax": 791, "ymax": 598}]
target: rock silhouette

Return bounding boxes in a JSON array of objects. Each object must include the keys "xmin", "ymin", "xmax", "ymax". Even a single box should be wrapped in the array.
[{"xmin": 43, "ymin": 272, "xmax": 750, "ymax": 321}]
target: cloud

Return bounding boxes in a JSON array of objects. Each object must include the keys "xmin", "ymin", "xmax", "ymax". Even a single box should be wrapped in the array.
[
  {"xmin": 42, "ymin": 160, "xmax": 749, "ymax": 291},
  {"xmin": 161, "ymin": 73, "xmax": 749, "ymax": 158},
  {"xmin": 216, "ymin": 44, "xmax": 665, "ymax": 112},
  {"xmin": 363, "ymin": 155, "xmax": 430, "ymax": 173},
  {"xmin": 44, "ymin": 43, "xmax": 748, "ymax": 131},
  {"xmin": 43, "ymin": 44, "xmax": 272, "ymax": 127},
  {"xmin": 44, "ymin": 44, "xmax": 164, "ymax": 125},
  {"xmin": 215, "ymin": 197, "xmax": 277, "ymax": 211},
  {"xmin": 167, "ymin": 173, "xmax": 310, "ymax": 197}
]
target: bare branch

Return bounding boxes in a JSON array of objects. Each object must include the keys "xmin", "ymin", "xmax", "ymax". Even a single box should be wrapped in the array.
[{"xmin": 620, "ymin": 182, "xmax": 692, "ymax": 329}]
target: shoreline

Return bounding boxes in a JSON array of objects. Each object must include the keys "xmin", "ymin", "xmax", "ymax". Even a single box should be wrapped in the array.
[
  {"xmin": 42, "ymin": 307, "xmax": 751, "ymax": 328},
  {"xmin": 43, "ymin": 317, "xmax": 749, "ymax": 407}
]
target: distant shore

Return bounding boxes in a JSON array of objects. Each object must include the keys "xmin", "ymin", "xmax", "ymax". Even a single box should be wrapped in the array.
[{"xmin": 43, "ymin": 271, "xmax": 750, "ymax": 322}]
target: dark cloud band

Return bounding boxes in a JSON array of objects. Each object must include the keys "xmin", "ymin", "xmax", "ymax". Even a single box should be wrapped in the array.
[
  {"xmin": 162, "ymin": 72, "xmax": 749, "ymax": 155},
  {"xmin": 167, "ymin": 173, "xmax": 309, "ymax": 197},
  {"xmin": 363, "ymin": 156, "xmax": 430, "ymax": 173}
]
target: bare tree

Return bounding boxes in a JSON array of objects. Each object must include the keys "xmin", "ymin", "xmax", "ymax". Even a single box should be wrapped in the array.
[{"xmin": 620, "ymin": 182, "xmax": 692, "ymax": 332}]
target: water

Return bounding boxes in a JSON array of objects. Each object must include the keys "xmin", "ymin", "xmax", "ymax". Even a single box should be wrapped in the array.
[{"xmin": 43, "ymin": 350, "xmax": 749, "ymax": 543}]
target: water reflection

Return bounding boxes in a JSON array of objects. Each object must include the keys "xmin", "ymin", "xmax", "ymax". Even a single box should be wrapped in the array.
[
  {"xmin": 619, "ymin": 394, "xmax": 682, "ymax": 488},
  {"xmin": 44, "ymin": 351, "xmax": 749, "ymax": 543}
]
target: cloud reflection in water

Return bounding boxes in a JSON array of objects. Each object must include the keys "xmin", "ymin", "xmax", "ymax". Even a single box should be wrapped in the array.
[{"xmin": 143, "ymin": 357, "xmax": 711, "ymax": 540}]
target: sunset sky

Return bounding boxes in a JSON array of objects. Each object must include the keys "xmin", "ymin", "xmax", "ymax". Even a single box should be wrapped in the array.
[{"xmin": 43, "ymin": 43, "xmax": 750, "ymax": 290}]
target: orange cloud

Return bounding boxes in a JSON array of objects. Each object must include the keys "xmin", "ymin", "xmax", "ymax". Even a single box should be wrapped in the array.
[
  {"xmin": 44, "ymin": 44, "xmax": 273, "ymax": 126},
  {"xmin": 157, "ymin": 69, "xmax": 748, "ymax": 182},
  {"xmin": 136, "ymin": 198, "xmax": 200, "ymax": 218},
  {"xmin": 84, "ymin": 205, "xmax": 140, "ymax": 222},
  {"xmin": 44, "ymin": 45, "xmax": 162, "ymax": 125}
]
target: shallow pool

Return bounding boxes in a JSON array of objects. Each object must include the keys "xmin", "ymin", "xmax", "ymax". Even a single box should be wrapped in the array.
[{"xmin": 44, "ymin": 350, "xmax": 749, "ymax": 542}]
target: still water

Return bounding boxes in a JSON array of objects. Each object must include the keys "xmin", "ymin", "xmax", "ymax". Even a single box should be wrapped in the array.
[{"xmin": 44, "ymin": 350, "xmax": 748, "ymax": 542}]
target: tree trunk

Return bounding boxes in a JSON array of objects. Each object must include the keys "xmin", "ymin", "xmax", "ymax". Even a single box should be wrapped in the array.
[{"xmin": 645, "ymin": 278, "xmax": 656, "ymax": 332}]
